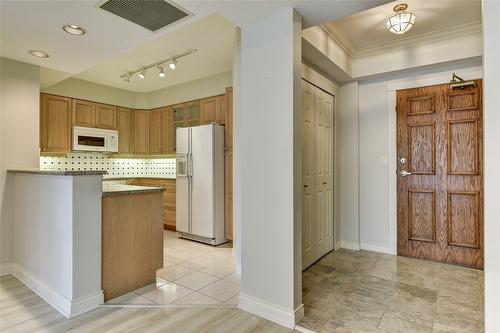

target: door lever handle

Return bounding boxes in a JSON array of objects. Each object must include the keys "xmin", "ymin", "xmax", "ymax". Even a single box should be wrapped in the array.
[{"xmin": 400, "ymin": 170, "xmax": 412, "ymax": 177}]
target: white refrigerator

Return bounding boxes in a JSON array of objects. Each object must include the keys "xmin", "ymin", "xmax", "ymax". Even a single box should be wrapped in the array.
[{"xmin": 176, "ymin": 124, "xmax": 226, "ymax": 245}]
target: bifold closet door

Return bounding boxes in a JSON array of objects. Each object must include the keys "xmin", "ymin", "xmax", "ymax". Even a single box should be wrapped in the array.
[{"xmin": 302, "ymin": 80, "xmax": 334, "ymax": 270}]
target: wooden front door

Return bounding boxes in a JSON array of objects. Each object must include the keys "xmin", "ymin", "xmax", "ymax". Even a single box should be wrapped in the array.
[{"xmin": 397, "ymin": 80, "xmax": 483, "ymax": 269}]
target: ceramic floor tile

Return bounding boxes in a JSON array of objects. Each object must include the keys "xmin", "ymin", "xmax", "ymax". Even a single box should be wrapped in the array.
[
  {"xmin": 105, "ymin": 291, "xmax": 137, "ymax": 304},
  {"xmin": 121, "ymin": 295, "xmax": 156, "ymax": 305},
  {"xmin": 180, "ymin": 256, "xmax": 220, "ymax": 270},
  {"xmin": 223, "ymin": 272, "xmax": 241, "ymax": 284},
  {"xmin": 173, "ymin": 292, "xmax": 222, "ymax": 305},
  {"xmin": 139, "ymin": 282, "xmax": 192, "ymax": 304},
  {"xmin": 133, "ymin": 278, "xmax": 168, "ymax": 295},
  {"xmin": 200, "ymin": 262, "xmax": 236, "ymax": 278},
  {"xmin": 157, "ymin": 265, "xmax": 196, "ymax": 281},
  {"xmin": 198, "ymin": 279, "xmax": 240, "ymax": 302},
  {"xmin": 174, "ymin": 271, "xmax": 220, "ymax": 291},
  {"xmin": 163, "ymin": 260, "xmax": 176, "ymax": 268},
  {"xmin": 224, "ymin": 294, "xmax": 239, "ymax": 306}
]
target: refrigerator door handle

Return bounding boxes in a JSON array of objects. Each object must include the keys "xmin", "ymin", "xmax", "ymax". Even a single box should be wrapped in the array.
[{"xmin": 187, "ymin": 152, "xmax": 193, "ymax": 178}]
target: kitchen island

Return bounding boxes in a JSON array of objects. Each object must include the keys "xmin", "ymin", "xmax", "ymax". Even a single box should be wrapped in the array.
[{"xmin": 101, "ymin": 184, "xmax": 165, "ymax": 301}]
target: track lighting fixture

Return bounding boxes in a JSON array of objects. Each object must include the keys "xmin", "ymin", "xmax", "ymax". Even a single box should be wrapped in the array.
[
  {"xmin": 158, "ymin": 65, "xmax": 166, "ymax": 78},
  {"xmin": 119, "ymin": 48, "xmax": 197, "ymax": 82}
]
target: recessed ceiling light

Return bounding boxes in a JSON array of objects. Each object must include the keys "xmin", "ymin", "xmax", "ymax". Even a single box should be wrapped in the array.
[
  {"xmin": 28, "ymin": 49, "xmax": 50, "ymax": 58},
  {"xmin": 63, "ymin": 24, "xmax": 86, "ymax": 35}
]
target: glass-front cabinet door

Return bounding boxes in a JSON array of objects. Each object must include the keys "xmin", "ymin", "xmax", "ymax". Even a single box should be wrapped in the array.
[
  {"xmin": 173, "ymin": 104, "xmax": 185, "ymax": 152},
  {"xmin": 186, "ymin": 101, "xmax": 200, "ymax": 127}
]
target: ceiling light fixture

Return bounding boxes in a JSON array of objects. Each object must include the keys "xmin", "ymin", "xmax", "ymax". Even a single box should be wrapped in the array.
[
  {"xmin": 28, "ymin": 49, "xmax": 50, "ymax": 58},
  {"xmin": 386, "ymin": 3, "xmax": 416, "ymax": 35},
  {"xmin": 158, "ymin": 65, "xmax": 166, "ymax": 78},
  {"xmin": 63, "ymin": 24, "xmax": 86, "ymax": 36},
  {"xmin": 120, "ymin": 48, "xmax": 197, "ymax": 82}
]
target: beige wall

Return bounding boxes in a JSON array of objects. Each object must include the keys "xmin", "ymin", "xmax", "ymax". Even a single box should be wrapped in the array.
[
  {"xmin": 42, "ymin": 71, "xmax": 233, "ymax": 110},
  {"xmin": 148, "ymin": 71, "xmax": 232, "ymax": 108},
  {"xmin": 0, "ymin": 58, "xmax": 40, "ymax": 266}
]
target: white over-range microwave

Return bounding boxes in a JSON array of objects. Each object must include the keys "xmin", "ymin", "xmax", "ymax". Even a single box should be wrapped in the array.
[{"xmin": 72, "ymin": 126, "xmax": 119, "ymax": 152}]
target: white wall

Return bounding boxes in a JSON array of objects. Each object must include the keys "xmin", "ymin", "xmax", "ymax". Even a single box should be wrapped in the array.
[
  {"xmin": 0, "ymin": 58, "xmax": 40, "ymax": 267},
  {"xmin": 148, "ymin": 71, "xmax": 232, "ymax": 108},
  {"xmin": 338, "ymin": 81, "xmax": 360, "ymax": 250},
  {"xmin": 483, "ymin": 1, "xmax": 500, "ymax": 331},
  {"xmin": 357, "ymin": 63, "xmax": 483, "ymax": 254},
  {"xmin": 238, "ymin": 8, "xmax": 302, "ymax": 328}
]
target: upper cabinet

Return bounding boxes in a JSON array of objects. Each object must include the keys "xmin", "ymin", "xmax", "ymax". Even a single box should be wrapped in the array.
[
  {"xmin": 72, "ymin": 99, "xmax": 117, "ymax": 130},
  {"xmin": 149, "ymin": 108, "xmax": 163, "ymax": 154},
  {"xmin": 72, "ymin": 99, "xmax": 95, "ymax": 128},
  {"xmin": 225, "ymin": 87, "xmax": 233, "ymax": 149},
  {"xmin": 162, "ymin": 107, "xmax": 175, "ymax": 154},
  {"xmin": 200, "ymin": 95, "xmax": 226, "ymax": 126},
  {"xmin": 40, "ymin": 94, "xmax": 72, "ymax": 154},
  {"xmin": 96, "ymin": 104, "xmax": 117, "ymax": 129},
  {"xmin": 134, "ymin": 110, "xmax": 150, "ymax": 155},
  {"xmin": 117, "ymin": 107, "xmax": 134, "ymax": 155}
]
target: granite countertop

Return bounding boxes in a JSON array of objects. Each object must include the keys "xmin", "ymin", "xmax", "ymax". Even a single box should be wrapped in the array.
[
  {"xmin": 102, "ymin": 184, "xmax": 166, "ymax": 196},
  {"xmin": 8, "ymin": 169, "xmax": 108, "ymax": 176}
]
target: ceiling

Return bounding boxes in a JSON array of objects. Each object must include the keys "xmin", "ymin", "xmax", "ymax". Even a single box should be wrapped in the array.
[
  {"xmin": 74, "ymin": 14, "xmax": 236, "ymax": 93},
  {"xmin": 322, "ymin": 0, "xmax": 482, "ymax": 57},
  {"xmin": 1, "ymin": 0, "xmax": 391, "ymax": 93}
]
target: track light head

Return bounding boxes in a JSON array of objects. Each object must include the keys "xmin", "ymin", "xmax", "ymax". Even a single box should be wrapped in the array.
[
  {"xmin": 124, "ymin": 75, "xmax": 131, "ymax": 83},
  {"xmin": 158, "ymin": 65, "xmax": 166, "ymax": 78},
  {"xmin": 169, "ymin": 59, "xmax": 177, "ymax": 70},
  {"xmin": 138, "ymin": 70, "xmax": 146, "ymax": 79}
]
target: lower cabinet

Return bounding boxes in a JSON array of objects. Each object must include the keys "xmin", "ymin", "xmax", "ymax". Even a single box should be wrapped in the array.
[{"xmin": 127, "ymin": 178, "xmax": 176, "ymax": 230}]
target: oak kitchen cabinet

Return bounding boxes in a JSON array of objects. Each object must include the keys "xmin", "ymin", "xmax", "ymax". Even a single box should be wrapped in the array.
[
  {"xmin": 72, "ymin": 99, "xmax": 117, "ymax": 130},
  {"xmin": 133, "ymin": 110, "xmax": 150, "ymax": 155},
  {"xmin": 162, "ymin": 107, "xmax": 175, "ymax": 154},
  {"xmin": 117, "ymin": 107, "xmax": 134, "ymax": 155},
  {"xmin": 149, "ymin": 108, "xmax": 163, "ymax": 154},
  {"xmin": 127, "ymin": 178, "xmax": 176, "ymax": 230},
  {"xmin": 40, "ymin": 94, "xmax": 72, "ymax": 154},
  {"xmin": 224, "ymin": 87, "xmax": 233, "ymax": 240}
]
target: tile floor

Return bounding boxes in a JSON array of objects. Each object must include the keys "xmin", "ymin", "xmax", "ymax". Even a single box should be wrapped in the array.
[
  {"xmin": 107, "ymin": 230, "xmax": 240, "ymax": 306},
  {"xmin": 299, "ymin": 249, "xmax": 484, "ymax": 333}
]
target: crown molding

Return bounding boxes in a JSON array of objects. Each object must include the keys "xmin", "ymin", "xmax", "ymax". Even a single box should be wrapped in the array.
[{"xmin": 322, "ymin": 21, "xmax": 483, "ymax": 60}]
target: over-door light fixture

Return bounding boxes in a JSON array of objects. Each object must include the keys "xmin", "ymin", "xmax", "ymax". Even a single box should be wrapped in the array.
[{"xmin": 386, "ymin": 3, "xmax": 416, "ymax": 35}]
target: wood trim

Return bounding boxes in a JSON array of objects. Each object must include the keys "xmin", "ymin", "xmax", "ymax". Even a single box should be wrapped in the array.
[{"xmin": 407, "ymin": 189, "xmax": 436, "ymax": 243}]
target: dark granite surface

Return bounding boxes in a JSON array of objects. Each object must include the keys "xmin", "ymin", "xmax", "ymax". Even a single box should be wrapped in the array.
[{"xmin": 7, "ymin": 169, "xmax": 108, "ymax": 176}]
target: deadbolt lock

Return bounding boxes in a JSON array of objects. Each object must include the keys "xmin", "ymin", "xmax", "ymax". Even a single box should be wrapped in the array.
[{"xmin": 399, "ymin": 157, "xmax": 407, "ymax": 164}]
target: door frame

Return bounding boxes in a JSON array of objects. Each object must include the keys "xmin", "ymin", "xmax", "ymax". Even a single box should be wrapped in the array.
[{"xmin": 386, "ymin": 67, "xmax": 483, "ymax": 255}]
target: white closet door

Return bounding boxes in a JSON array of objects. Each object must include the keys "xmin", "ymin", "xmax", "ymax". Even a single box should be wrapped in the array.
[
  {"xmin": 302, "ymin": 80, "xmax": 316, "ymax": 269},
  {"xmin": 302, "ymin": 81, "xmax": 334, "ymax": 270}
]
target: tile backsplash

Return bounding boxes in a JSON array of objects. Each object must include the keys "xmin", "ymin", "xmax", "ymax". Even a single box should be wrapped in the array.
[{"xmin": 40, "ymin": 153, "xmax": 176, "ymax": 178}]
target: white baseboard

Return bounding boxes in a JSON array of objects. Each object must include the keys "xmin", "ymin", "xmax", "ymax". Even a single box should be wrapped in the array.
[
  {"xmin": 239, "ymin": 293, "xmax": 303, "ymax": 329},
  {"xmin": 0, "ymin": 263, "xmax": 13, "ymax": 276},
  {"xmin": 339, "ymin": 240, "xmax": 360, "ymax": 251},
  {"xmin": 10, "ymin": 264, "xmax": 102, "ymax": 318},
  {"xmin": 360, "ymin": 243, "xmax": 394, "ymax": 255}
]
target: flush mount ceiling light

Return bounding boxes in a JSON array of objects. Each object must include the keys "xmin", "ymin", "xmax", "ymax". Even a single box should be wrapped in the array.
[
  {"xmin": 28, "ymin": 49, "xmax": 50, "ymax": 58},
  {"xmin": 120, "ymin": 48, "xmax": 197, "ymax": 83},
  {"xmin": 386, "ymin": 3, "xmax": 416, "ymax": 35},
  {"xmin": 158, "ymin": 65, "xmax": 166, "ymax": 78},
  {"xmin": 63, "ymin": 24, "xmax": 86, "ymax": 35}
]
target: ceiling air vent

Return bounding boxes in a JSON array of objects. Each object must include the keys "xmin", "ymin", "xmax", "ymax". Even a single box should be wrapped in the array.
[{"xmin": 99, "ymin": 0, "xmax": 190, "ymax": 32}]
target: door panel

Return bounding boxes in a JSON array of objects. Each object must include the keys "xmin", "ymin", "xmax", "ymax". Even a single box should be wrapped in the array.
[{"xmin": 397, "ymin": 81, "xmax": 483, "ymax": 269}]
